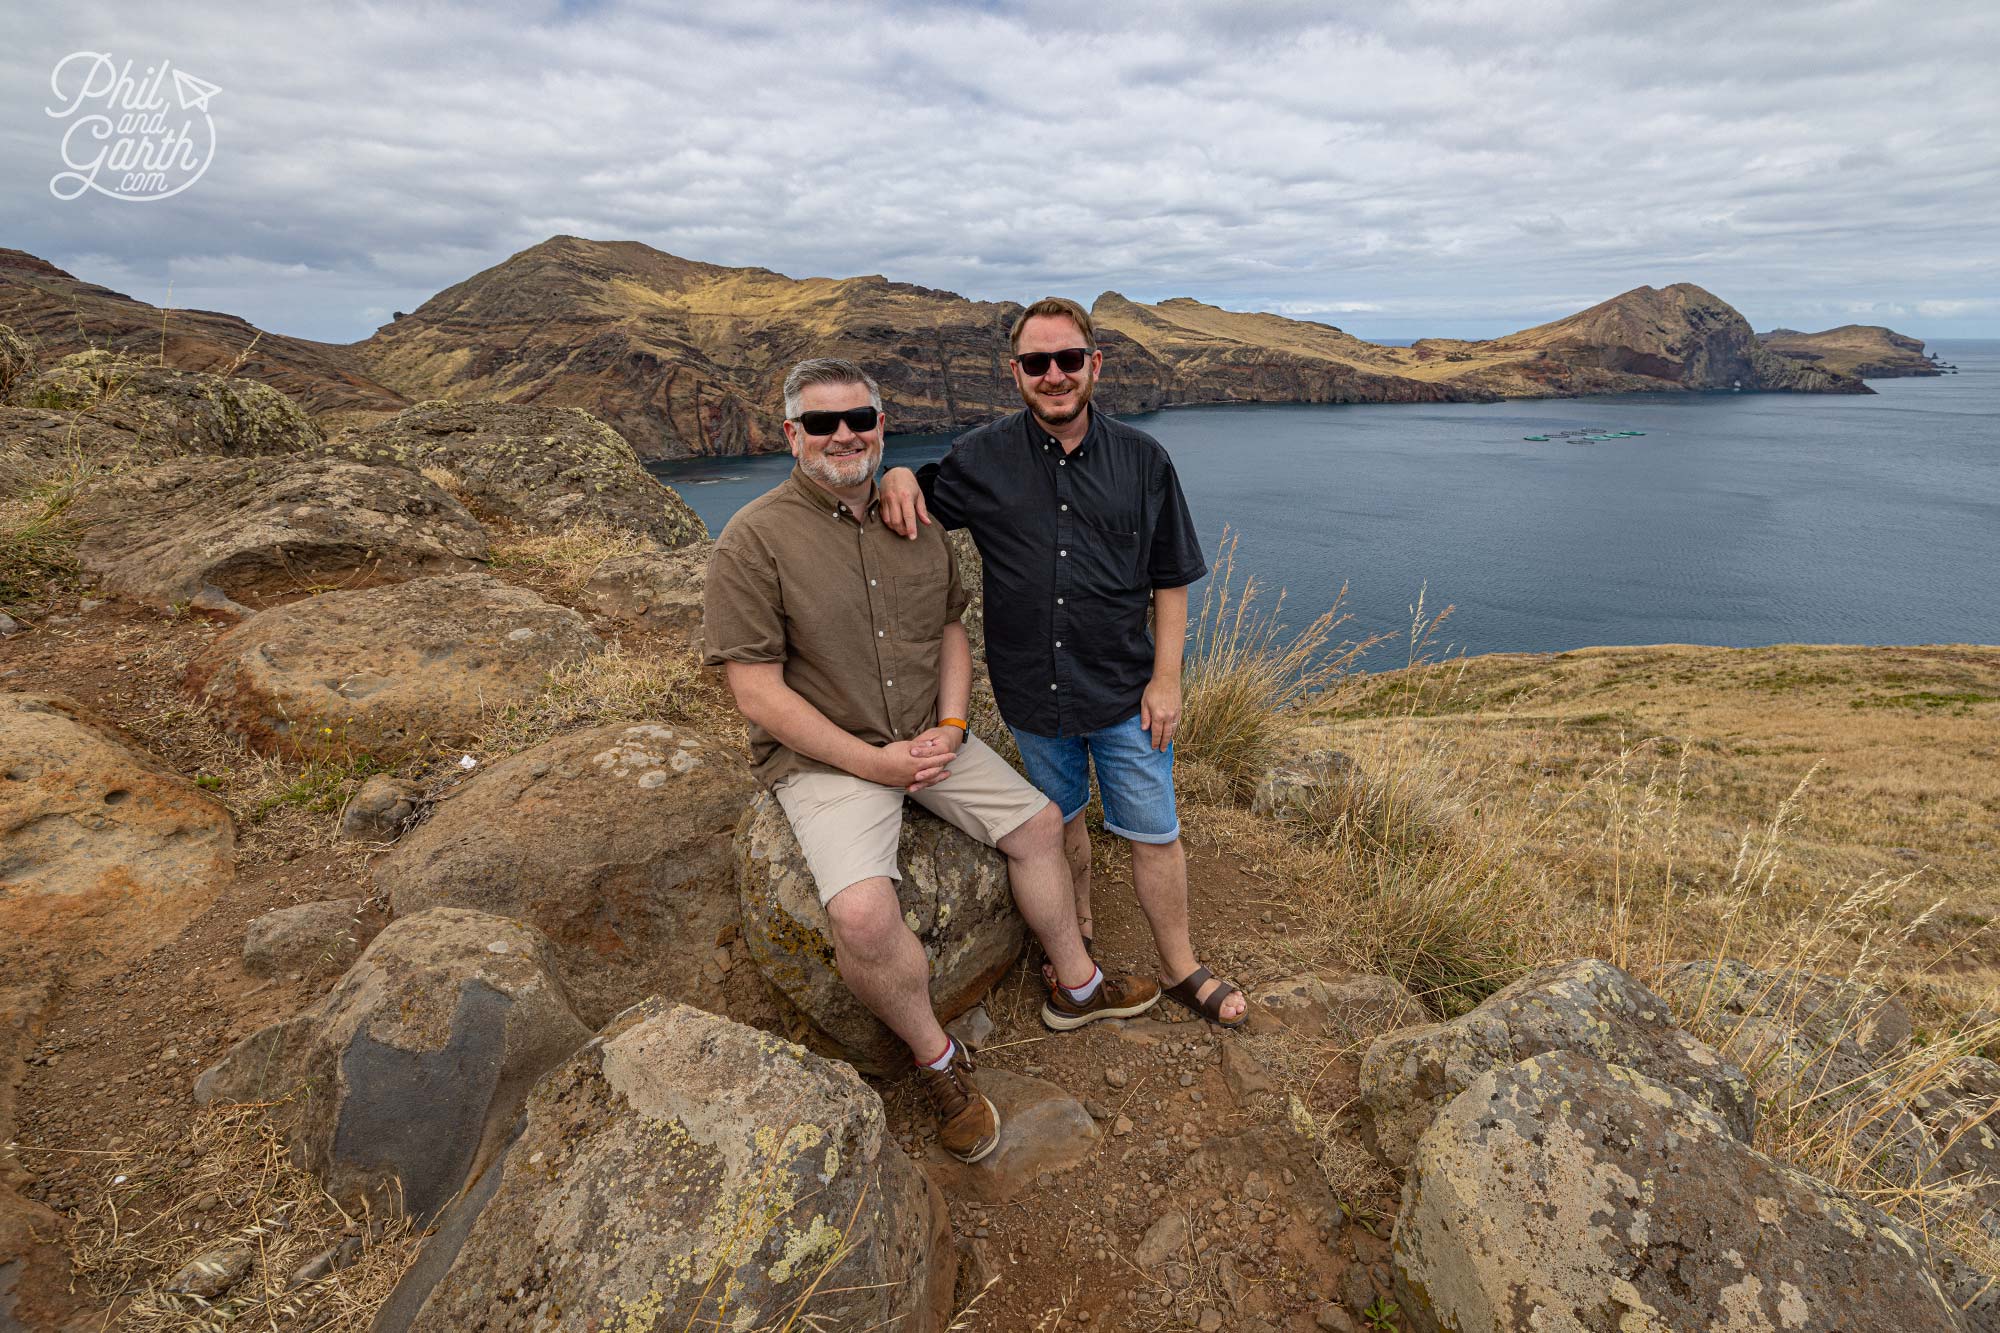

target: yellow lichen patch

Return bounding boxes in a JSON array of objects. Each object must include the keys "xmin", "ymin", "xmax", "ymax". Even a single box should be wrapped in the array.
[{"xmin": 767, "ymin": 1213, "xmax": 842, "ymax": 1284}]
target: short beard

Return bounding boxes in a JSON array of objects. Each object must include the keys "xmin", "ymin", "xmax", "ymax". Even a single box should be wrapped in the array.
[
  {"xmin": 1023, "ymin": 374, "xmax": 1094, "ymax": 428},
  {"xmin": 801, "ymin": 444, "xmax": 879, "ymax": 492}
]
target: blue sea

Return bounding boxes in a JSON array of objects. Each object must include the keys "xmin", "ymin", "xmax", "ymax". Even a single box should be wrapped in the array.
[{"xmin": 648, "ymin": 340, "xmax": 1999, "ymax": 660}]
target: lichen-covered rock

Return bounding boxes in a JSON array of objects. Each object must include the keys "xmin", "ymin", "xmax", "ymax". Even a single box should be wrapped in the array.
[
  {"xmin": 18, "ymin": 352, "xmax": 321, "ymax": 455},
  {"xmin": 1656, "ymin": 958, "xmax": 1913, "ymax": 1067},
  {"xmin": 378, "ymin": 723, "xmax": 761, "ymax": 1028},
  {"xmin": 1393, "ymin": 1050, "xmax": 1963, "ymax": 1333},
  {"xmin": 1360, "ymin": 959, "xmax": 1752, "ymax": 1169},
  {"xmin": 737, "ymin": 790, "xmax": 1025, "ymax": 1075},
  {"xmin": 338, "ymin": 775, "xmax": 426, "ymax": 842},
  {"xmin": 1251, "ymin": 747, "xmax": 1355, "ymax": 821},
  {"xmin": 1255, "ymin": 972, "xmax": 1425, "ymax": 1049},
  {"xmin": 581, "ymin": 548, "xmax": 705, "ymax": 636},
  {"xmin": 184, "ymin": 572, "xmax": 600, "ymax": 760},
  {"xmin": 242, "ymin": 898, "xmax": 363, "ymax": 979},
  {"xmin": 0, "ymin": 691, "xmax": 234, "ymax": 966},
  {"xmin": 379, "ymin": 1000, "xmax": 953, "ymax": 1333},
  {"xmin": 194, "ymin": 909, "xmax": 589, "ymax": 1220},
  {"xmin": 324, "ymin": 400, "xmax": 705, "ymax": 548},
  {"xmin": 75, "ymin": 456, "xmax": 488, "ymax": 613}
]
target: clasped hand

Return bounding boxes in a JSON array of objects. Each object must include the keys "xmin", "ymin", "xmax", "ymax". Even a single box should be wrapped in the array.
[{"xmin": 876, "ymin": 726, "xmax": 963, "ymax": 792}]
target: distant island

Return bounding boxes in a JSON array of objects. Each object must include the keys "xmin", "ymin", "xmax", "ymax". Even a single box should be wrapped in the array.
[{"xmin": 2, "ymin": 238, "xmax": 1932, "ymax": 462}]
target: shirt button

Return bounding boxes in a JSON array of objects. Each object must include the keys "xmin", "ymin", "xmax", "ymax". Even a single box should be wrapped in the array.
[
  {"xmin": 1056, "ymin": 597, "xmax": 1064, "ymax": 605},
  {"xmin": 869, "ymin": 578, "xmax": 877, "ymax": 587},
  {"xmin": 1060, "ymin": 504, "xmax": 1068, "ymax": 511},
  {"xmin": 1059, "ymin": 550, "xmax": 1067, "ymax": 557},
  {"xmin": 877, "ymin": 629, "xmax": 885, "ymax": 637},
  {"xmin": 1056, "ymin": 640, "xmax": 1063, "ymax": 648},
  {"xmin": 1050, "ymin": 683, "xmax": 1058, "ymax": 690},
  {"xmin": 886, "ymin": 679, "xmax": 894, "ymax": 687},
  {"xmin": 1059, "ymin": 460, "xmax": 1066, "ymax": 466}
]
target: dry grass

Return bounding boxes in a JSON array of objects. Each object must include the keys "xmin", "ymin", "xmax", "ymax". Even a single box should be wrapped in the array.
[
  {"xmin": 0, "ymin": 443, "xmax": 92, "ymax": 611},
  {"xmin": 487, "ymin": 519, "xmax": 658, "ymax": 594},
  {"xmin": 68, "ymin": 1102, "xmax": 424, "ymax": 1331},
  {"xmin": 476, "ymin": 641, "xmax": 727, "ymax": 757}
]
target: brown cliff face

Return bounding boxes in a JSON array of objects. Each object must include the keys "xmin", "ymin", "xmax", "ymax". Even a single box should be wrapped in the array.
[
  {"xmin": 0, "ymin": 249, "xmax": 408, "ymax": 430},
  {"xmin": 1758, "ymin": 325, "xmax": 1939, "ymax": 379},
  {"xmin": 349, "ymin": 236, "xmax": 1066, "ymax": 461}
]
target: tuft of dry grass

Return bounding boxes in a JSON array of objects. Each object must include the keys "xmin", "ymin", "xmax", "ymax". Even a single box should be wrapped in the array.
[
  {"xmin": 0, "ymin": 445, "xmax": 93, "ymax": 610},
  {"xmin": 477, "ymin": 642, "xmax": 725, "ymax": 757},
  {"xmin": 488, "ymin": 519, "xmax": 658, "ymax": 594},
  {"xmin": 68, "ymin": 1101, "xmax": 424, "ymax": 1331}
]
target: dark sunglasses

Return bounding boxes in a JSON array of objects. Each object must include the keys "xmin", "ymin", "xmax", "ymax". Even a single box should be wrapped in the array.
[
  {"xmin": 790, "ymin": 405, "xmax": 880, "ymax": 436},
  {"xmin": 1013, "ymin": 347, "xmax": 1093, "ymax": 377}
]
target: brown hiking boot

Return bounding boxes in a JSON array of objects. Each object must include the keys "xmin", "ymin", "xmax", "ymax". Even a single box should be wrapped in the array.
[
  {"xmin": 918, "ymin": 1044, "xmax": 1001, "ymax": 1163},
  {"xmin": 1042, "ymin": 972, "xmax": 1162, "ymax": 1031}
]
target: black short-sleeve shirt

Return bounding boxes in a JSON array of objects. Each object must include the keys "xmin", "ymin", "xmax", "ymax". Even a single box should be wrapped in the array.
[{"xmin": 918, "ymin": 408, "xmax": 1207, "ymax": 737}]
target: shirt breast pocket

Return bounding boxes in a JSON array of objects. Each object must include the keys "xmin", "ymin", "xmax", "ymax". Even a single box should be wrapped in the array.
[
  {"xmin": 1075, "ymin": 514, "xmax": 1144, "ymax": 593},
  {"xmin": 892, "ymin": 571, "xmax": 950, "ymax": 642}
]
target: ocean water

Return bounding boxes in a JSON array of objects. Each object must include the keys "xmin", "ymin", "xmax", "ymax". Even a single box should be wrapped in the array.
[{"xmin": 648, "ymin": 340, "xmax": 1999, "ymax": 660}]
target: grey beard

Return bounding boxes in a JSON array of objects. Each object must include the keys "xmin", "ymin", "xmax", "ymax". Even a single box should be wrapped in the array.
[{"xmin": 802, "ymin": 449, "xmax": 878, "ymax": 491}]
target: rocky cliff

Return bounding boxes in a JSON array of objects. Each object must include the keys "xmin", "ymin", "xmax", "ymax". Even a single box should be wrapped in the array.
[{"xmin": 1759, "ymin": 324, "xmax": 1940, "ymax": 378}]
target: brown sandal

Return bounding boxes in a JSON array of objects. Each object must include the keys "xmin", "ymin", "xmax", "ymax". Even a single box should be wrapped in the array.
[{"xmin": 1161, "ymin": 965, "xmax": 1249, "ymax": 1029}]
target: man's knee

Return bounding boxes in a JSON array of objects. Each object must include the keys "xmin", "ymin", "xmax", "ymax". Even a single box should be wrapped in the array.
[
  {"xmin": 999, "ymin": 800, "xmax": 1064, "ymax": 857},
  {"xmin": 824, "ymin": 877, "xmax": 906, "ymax": 956}
]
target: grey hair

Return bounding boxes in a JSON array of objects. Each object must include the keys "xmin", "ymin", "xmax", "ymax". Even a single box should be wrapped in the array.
[{"xmin": 783, "ymin": 357, "xmax": 882, "ymax": 420}]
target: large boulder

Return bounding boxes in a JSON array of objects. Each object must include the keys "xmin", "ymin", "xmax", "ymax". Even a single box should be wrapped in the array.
[
  {"xmin": 75, "ymin": 455, "xmax": 488, "ymax": 614},
  {"xmin": 581, "ymin": 547, "xmax": 705, "ymax": 637},
  {"xmin": 1360, "ymin": 959, "xmax": 1753, "ymax": 1169},
  {"xmin": 0, "ymin": 691, "xmax": 234, "ymax": 965},
  {"xmin": 378, "ymin": 722, "xmax": 759, "ymax": 1027},
  {"xmin": 183, "ymin": 571, "xmax": 600, "ymax": 760},
  {"xmin": 377, "ymin": 1000, "xmax": 953, "ymax": 1333},
  {"xmin": 325, "ymin": 400, "xmax": 705, "ymax": 548},
  {"xmin": 18, "ymin": 351, "xmax": 321, "ymax": 456},
  {"xmin": 193, "ymin": 909, "xmax": 590, "ymax": 1221},
  {"xmin": 1392, "ymin": 1050, "xmax": 1963, "ymax": 1332},
  {"xmin": 1656, "ymin": 958, "xmax": 1914, "ymax": 1067},
  {"xmin": 737, "ymin": 790, "xmax": 1026, "ymax": 1075}
]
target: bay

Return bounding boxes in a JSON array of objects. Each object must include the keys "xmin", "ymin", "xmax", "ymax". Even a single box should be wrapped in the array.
[{"xmin": 647, "ymin": 340, "xmax": 1999, "ymax": 661}]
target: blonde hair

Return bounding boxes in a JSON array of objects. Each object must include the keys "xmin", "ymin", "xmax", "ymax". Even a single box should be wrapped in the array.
[{"xmin": 1009, "ymin": 297, "xmax": 1094, "ymax": 352}]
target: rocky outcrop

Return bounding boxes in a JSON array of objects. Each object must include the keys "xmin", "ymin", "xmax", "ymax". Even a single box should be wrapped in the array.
[
  {"xmin": 378, "ymin": 1000, "xmax": 953, "ymax": 1333},
  {"xmin": 1655, "ymin": 958, "xmax": 1913, "ymax": 1066},
  {"xmin": 1392, "ymin": 1050, "xmax": 1963, "ymax": 1332},
  {"xmin": 194, "ymin": 909, "xmax": 590, "ymax": 1220},
  {"xmin": 581, "ymin": 548, "xmax": 705, "ymax": 636},
  {"xmin": 323, "ymin": 400, "xmax": 705, "ymax": 546},
  {"xmin": 17, "ymin": 351, "xmax": 326, "ymax": 456},
  {"xmin": 377, "ymin": 723, "xmax": 757, "ymax": 1026},
  {"xmin": 184, "ymin": 572, "xmax": 600, "ymax": 760},
  {"xmin": 1360, "ymin": 959, "xmax": 1753, "ymax": 1168},
  {"xmin": 74, "ymin": 455, "xmax": 487, "ymax": 613},
  {"xmin": 1761, "ymin": 324, "xmax": 1940, "ymax": 378},
  {"xmin": 737, "ymin": 791, "xmax": 1026, "ymax": 1074},
  {"xmin": 1250, "ymin": 744, "xmax": 1355, "ymax": 821},
  {"xmin": 0, "ymin": 691, "xmax": 234, "ymax": 966}
]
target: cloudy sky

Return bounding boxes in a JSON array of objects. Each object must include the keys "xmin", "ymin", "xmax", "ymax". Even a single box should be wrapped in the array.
[{"xmin": 3, "ymin": 0, "xmax": 1996, "ymax": 344}]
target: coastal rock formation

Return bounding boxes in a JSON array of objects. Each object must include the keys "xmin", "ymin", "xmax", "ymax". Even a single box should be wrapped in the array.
[
  {"xmin": 377, "ymin": 1001, "xmax": 953, "ymax": 1333},
  {"xmin": 737, "ymin": 790, "xmax": 1025, "ymax": 1074},
  {"xmin": 74, "ymin": 456, "xmax": 487, "ymax": 613},
  {"xmin": 323, "ymin": 399, "xmax": 706, "ymax": 546},
  {"xmin": 194, "ymin": 909, "xmax": 590, "ymax": 1220},
  {"xmin": 1392, "ymin": 1050, "xmax": 1963, "ymax": 1333},
  {"xmin": 0, "ymin": 250, "xmax": 407, "ymax": 428},
  {"xmin": 1761, "ymin": 324, "xmax": 1940, "ymax": 378},
  {"xmin": 0, "ymin": 691, "xmax": 234, "ymax": 965},
  {"xmin": 378, "ymin": 722, "xmax": 759, "ymax": 1026},
  {"xmin": 184, "ymin": 571, "xmax": 600, "ymax": 760},
  {"xmin": 1360, "ymin": 958, "xmax": 1753, "ymax": 1168}
]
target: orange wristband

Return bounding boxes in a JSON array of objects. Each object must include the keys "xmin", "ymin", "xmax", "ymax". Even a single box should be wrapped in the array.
[{"xmin": 939, "ymin": 717, "xmax": 968, "ymax": 733}]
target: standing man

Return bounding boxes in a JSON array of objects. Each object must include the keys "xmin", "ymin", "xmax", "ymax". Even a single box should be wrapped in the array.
[
  {"xmin": 704, "ymin": 357, "xmax": 1161, "ymax": 1165},
  {"xmin": 878, "ymin": 299, "xmax": 1248, "ymax": 1028}
]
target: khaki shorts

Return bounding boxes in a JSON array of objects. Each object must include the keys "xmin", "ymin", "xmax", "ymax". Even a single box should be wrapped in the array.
[{"xmin": 773, "ymin": 734, "xmax": 1053, "ymax": 905}]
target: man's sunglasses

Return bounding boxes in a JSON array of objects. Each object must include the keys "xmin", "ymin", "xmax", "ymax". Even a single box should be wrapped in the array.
[
  {"xmin": 1013, "ymin": 347, "xmax": 1093, "ymax": 377},
  {"xmin": 790, "ymin": 406, "xmax": 880, "ymax": 436}
]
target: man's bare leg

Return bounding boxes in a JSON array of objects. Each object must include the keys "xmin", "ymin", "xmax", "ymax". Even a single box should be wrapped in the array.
[
  {"xmin": 1131, "ymin": 837, "xmax": 1248, "ymax": 1024},
  {"xmin": 998, "ymin": 802, "xmax": 1093, "ymax": 988},
  {"xmin": 823, "ymin": 877, "xmax": 951, "ymax": 1060},
  {"xmin": 1063, "ymin": 812, "xmax": 1095, "ymax": 943}
]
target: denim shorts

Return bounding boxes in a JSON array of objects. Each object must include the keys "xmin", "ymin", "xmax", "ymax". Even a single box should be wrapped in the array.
[{"xmin": 1008, "ymin": 712, "xmax": 1180, "ymax": 844}]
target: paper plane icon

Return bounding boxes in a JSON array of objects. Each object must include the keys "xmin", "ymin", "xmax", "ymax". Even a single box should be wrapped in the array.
[{"xmin": 171, "ymin": 68, "xmax": 222, "ymax": 112}]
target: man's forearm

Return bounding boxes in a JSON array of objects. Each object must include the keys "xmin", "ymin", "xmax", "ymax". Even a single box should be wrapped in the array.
[
  {"xmin": 726, "ymin": 665, "xmax": 884, "ymax": 781},
  {"xmin": 937, "ymin": 622, "xmax": 972, "ymax": 724},
  {"xmin": 1152, "ymin": 585, "xmax": 1189, "ymax": 680}
]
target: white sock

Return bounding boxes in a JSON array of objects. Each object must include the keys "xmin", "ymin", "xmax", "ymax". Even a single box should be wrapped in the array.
[
  {"xmin": 1063, "ymin": 966, "xmax": 1103, "ymax": 1004},
  {"xmin": 922, "ymin": 1038, "xmax": 957, "ymax": 1071}
]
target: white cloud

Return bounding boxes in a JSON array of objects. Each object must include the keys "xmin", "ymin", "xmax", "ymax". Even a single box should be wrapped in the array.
[{"xmin": 3, "ymin": 0, "xmax": 1996, "ymax": 340}]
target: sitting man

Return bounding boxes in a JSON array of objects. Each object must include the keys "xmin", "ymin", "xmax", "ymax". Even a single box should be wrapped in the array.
[{"xmin": 703, "ymin": 357, "xmax": 1160, "ymax": 1164}]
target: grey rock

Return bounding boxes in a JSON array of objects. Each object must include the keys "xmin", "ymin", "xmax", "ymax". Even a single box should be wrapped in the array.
[
  {"xmin": 0, "ymin": 612, "xmax": 21, "ymax": 636},
  {"xmin": 1135, "ymin": 1211, "xmax": 1188, "ymax": 1271},
  {"xmin": 1250, "ymin": 747, "xmax": 1355, "ymax": 820},
  {"xmin": 243, "ymin": 898, "xmax": 362, "ymax": 979},
  {"xmin": 1656, "ymin": 958, "xmax": 1913, "ymax": 1068},
  {"xmin": 1393, "ymin": 1050, "xmax": 1963, "ymax": 1333},
  {"xmin": 339, "ymin": 775, "xmax": 426, "ymax": 843},
  {"xmin": 738, "ymin": 789, "xmax": 1025, "ymax": 1074},
  {"xmin": 581, "ymin": 549, "xmax": 705, "ymax": 636},
  {"xmin": 1360, "ymin": 958, "xmax": 1752, "ymax": 1169},
  {"xmin": 18, "ymin": 352, "xmax": 321, "ymax": 457},
  {"xmin": 379, "ymin": 1000, "xmax": 952, "ymax": 1333},
  {"xmin": 166, "ymin": 1243, "xmax": 256, "ymax": 1298},
  {"xmin": 194, "ymin": 908, "xmax": 590, "ymax": 1220},
  {"xmin": 1254, "ymin": 972, "xmax": 1423, "ymax": 1050},
  {"xmin": 946, "ymin": 1004, "xmax": 995, "ymax": 1050},
  {"xmin": 925, "ymin": 1068, "xmax": 1097, "ymax": 1204}
]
